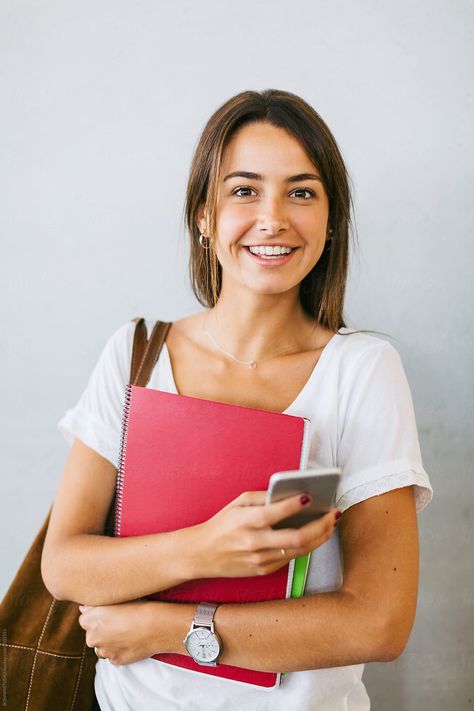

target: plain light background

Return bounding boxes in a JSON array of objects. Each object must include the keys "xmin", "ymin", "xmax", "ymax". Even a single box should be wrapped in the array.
[{"xmin": 1, "ymin": 1, "xmax": 473, "ymax": 708}]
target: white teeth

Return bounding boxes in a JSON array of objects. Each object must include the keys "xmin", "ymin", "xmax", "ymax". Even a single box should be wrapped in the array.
[{"xmin": 248, "ymin": 245, "xmax": 292, "ymax": 256}]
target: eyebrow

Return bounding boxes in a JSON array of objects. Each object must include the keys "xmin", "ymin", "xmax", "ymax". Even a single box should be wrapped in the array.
[{"xmin": 223, "ymin": 170, "xmax": 322, "ymax": 183}]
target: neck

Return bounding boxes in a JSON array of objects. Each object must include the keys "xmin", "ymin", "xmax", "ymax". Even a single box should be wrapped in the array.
[{"xmin": 204, "ymin": 286, "xmax": 319, "ymax": 363}]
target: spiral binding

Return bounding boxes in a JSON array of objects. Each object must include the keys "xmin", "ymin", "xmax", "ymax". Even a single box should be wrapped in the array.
[{"xmin": 115, "ymin": 382, "xmax": 133, "ymax": 537}]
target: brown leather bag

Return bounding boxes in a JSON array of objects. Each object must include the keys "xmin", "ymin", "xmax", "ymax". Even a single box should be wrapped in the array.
[{"xmin": 0, "ymin": 318, "xmax": 172, "ymax": 710}]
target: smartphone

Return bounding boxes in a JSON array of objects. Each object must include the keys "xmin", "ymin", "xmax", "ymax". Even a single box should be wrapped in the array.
[{"xmin": 265, "ymin": 467, "xmax": 341, "ymax": 529}]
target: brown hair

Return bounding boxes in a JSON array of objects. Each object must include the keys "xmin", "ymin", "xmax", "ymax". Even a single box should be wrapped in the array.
[{"xmin": 183, "ymin": 89, "xmax": 354, "ymax": 332}]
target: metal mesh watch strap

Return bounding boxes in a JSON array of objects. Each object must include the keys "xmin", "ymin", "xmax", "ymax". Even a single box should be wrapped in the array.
[{"xmin": 194, "ymin": 602, "xmax": 219, "ymax": 626}]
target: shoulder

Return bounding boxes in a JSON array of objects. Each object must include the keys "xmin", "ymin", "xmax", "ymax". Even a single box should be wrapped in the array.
[
  {"xmin": 103, "ymin": 316, "xmax": 171, "ymax": 354},
  {"xmin": 336, "ymin": 327, "xmax": 397, "ymax": 354},
  {"xmin": 78, "ymin": 320, "xmax": 138, "ymax": 396},
  {"xmin": 101, "ymin": 319, "xmax": 137, "ymax": 364},
  {"xmin": 336, "ymin": 327, "xmax": 401, "ymax": 364},
  {"xmin": 94, "ymin": 318, "xmax": 160, "ymax": 385},
  {"xmin": 101, "ymin": 315, "xmax": 181, "ymax": 374},
  {"xmin": 334, "ymin": 328, "xmax": 405, "ymax": 390}
]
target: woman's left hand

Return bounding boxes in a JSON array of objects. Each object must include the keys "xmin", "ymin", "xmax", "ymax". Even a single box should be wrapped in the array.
[{"xmin": 78, "ymin": 600, "xmax": 163, "ymax": 666}]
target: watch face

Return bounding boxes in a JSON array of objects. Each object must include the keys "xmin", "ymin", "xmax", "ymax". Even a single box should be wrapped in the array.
[{"xmin": 185, "ymin": 627, "xmax": 220, "ymax": 663}]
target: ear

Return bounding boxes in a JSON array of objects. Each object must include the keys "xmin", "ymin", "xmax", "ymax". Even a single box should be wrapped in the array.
[{"xmin": 196, "ymin": 204, "xmax": 208, "ymax": 234}]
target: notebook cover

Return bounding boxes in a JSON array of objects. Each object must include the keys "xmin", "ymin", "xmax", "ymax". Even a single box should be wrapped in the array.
[{"xmin": 114, "ymin": 384, "xmax": 311, "ymax": 688}]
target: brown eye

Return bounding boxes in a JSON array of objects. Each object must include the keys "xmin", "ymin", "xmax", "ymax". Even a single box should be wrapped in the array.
[
  {"xmin": 291, "ymin": 188, "xmax": 315, "ymax": 199},
  {"xmin": 232, "ymin": 186, "xmax": 257, "ymax": 197}
]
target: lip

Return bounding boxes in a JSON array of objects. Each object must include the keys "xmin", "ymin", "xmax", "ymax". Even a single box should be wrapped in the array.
[
  {"xmin": 241, "ymin": 244, "xmax": 298, "ymax": 249},
  {"xmin": 242, "ymin": 245, "xmax": 299, "ymax": 267}
]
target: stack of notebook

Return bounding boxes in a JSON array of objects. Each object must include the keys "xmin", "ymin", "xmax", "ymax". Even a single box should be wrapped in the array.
[{"xmin": 114, "ymin": 384, "xmax": 311, "ymax": 688}]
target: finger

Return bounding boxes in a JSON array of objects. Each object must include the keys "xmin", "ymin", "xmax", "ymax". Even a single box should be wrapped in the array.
[
  {"xmin": 255, "ymin": 491, "xmax": 315, "ymax": 528},
  {"xmin": 246, "ymin": 530, "xmax": 337, "ymax": 574},
  {"xmin": 254, "ymin": 508, "xmax": 338, "ymax": 549},
  {"xmin": 239, "ymin": 491, "xmax": 268, "ymax": 506},
  {"xmin": 258, "ymin": 517, "xmax": 338, "ymax": 565},
  {"xmin": 224, "ymin": 490, "xmax": 268, "ymax": 509}
]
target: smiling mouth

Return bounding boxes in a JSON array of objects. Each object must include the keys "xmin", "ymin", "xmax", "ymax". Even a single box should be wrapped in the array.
[{"xmin": 242, "ymin": 245, "xmax": 300, "ymax": 263}]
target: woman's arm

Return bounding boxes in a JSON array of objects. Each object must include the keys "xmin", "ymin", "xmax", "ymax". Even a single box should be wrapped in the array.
[
  {"xmin": 42, "ymin": 438, "xmax": 337, "ymax": 606},
  {"xmin": 152, "ymin": 486, "xmax": 419, "ymax": 671},
  {"xmin": 42, "ymin": 439, "xmax": 201, "ymax": 605}
]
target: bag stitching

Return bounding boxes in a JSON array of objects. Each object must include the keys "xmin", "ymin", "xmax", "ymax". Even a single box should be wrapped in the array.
[
  {"xmin": 70, "ymin": 640, "xmax": 89, "ymax": 710},
  {"xmin": 24, "ymin": 598, "xmax": 56, "ymax": 711},
  {"xmin": 0, "ymin": 642, "xmax": 82, "ymax": 660}
]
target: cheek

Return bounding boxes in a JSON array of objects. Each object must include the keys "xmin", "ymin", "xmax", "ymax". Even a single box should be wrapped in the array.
[
  {"xmin": 297, "ymin": 210, "xmax": 326, "ymax": 231},
  {"xmin": 216, "ymin": 204, "xmax": 253, "ymax": 235},
  {"xmin": 297, "ymin": 214, "xmax": 329, "ymax": 249}
]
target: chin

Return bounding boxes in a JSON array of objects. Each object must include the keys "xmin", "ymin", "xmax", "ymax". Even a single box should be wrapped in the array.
[{"xmin": 244, "ymin": 281, "xmax": 299, "ymax": 297}]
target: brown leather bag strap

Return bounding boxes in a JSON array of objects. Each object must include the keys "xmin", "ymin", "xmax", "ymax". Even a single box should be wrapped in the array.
[
  {"xmin": 133, "ymin": 319, "xmax": 173, "ymax": 387},
  {"xmin": 130, "ymin": 317, "xmax": 148, "ymax": 384}
]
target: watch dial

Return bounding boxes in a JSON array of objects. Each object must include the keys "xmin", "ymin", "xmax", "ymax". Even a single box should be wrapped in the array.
[{"xmin": 187, "ymin": 628, "xmax": 220, "ymax": 662}]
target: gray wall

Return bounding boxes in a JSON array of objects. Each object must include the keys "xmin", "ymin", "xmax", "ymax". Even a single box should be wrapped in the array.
[{"xmin": 1, "ymin": 1, "xmax": 472, "ymax": 708}]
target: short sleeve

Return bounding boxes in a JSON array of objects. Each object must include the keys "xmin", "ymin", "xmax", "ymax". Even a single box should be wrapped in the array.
[
  {"xmin": 57, "ymin": 320, "xmax": 135, "ymax": 466},
  {"xmin": 334, "ymin": 340, "xmax": 433, "ymax": 514}
]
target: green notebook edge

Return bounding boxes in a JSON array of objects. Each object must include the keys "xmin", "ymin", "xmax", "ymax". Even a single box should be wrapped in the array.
[{"xmin": 290, "ymin": 553, "xmax": 311, "ymax": 598}]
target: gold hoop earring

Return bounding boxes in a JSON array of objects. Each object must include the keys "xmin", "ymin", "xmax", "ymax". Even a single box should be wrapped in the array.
[{"xmin": 199, "ymin": 233, "xmax": 210, "ymax": 249}]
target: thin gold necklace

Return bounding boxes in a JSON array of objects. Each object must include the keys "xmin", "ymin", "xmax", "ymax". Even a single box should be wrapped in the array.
[{"xmin": 201, "ymin": 311, "xmax": 327, "ymax": 370}]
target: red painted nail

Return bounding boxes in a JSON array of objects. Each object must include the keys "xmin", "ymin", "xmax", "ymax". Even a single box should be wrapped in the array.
[
  {"xmin": 300, "ymin": 494, "xmax": 311, "ymax": 505},
  {"xmin": 334, "ymin": 510, "xmax": 342, "ymax": 520}
]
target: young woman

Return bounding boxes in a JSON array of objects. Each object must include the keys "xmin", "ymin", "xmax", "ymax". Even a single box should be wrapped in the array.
[{"xmin": 41, "ymin": 89, "xmax": 433, "ymax": 710}]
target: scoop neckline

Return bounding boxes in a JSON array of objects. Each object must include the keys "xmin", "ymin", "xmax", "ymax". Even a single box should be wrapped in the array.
[{"xmin": 160, "ymin": 328, "xmax": 345, "ymax": 415}]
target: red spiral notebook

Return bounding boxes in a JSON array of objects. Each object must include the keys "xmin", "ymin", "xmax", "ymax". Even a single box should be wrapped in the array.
[{"xmin": 114, "ymin": 384, "xmax": 311, "ymax": 689}]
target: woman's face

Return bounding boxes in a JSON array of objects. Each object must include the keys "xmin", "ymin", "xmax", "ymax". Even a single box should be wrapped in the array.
[{"xmin": 199, "ymin": 121, "xmax": 330, "ymax": 299}]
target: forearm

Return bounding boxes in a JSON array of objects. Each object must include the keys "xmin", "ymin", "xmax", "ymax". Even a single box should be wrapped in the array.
[
  {"xmin": 160, "ymin": 590, "xmax": 394, "ymax": 672},
  {"xmin": 41, "ymin": 526, "xmax": 199, "ymax": 606}
]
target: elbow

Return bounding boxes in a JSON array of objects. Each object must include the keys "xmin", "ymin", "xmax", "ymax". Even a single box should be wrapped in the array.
[
  {"xmin": 41, "ymin": 545, "xmax": 105, "ymax": 606},
  {"xmin": 377, "ymin": 638, "xmax": 408, "ymax": 663},
  {"xmin": 40, "ymin": 549, "xmax": 69, "ymax": 601},
  {"xmin": 345, "ymin": 590, "xmax": 410, "ymax": 663},
  {"xmin": 41, "ymin": 573, "xmax": 65, "ymax": 602},
  {"xmin": 384, "ymin": 628, "xmax": 412, "ymax": 662},
  {"xmin": 373, "ymin": 615, "xmax": 414, "ymax": 663}
]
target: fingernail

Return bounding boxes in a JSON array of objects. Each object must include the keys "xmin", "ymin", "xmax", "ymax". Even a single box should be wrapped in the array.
[
  {"xmin": 300, "ymin": 494, "xmax": 311, "ymax": 505},
  {"xmin": 334, "ymin": 510, "xmax": 342, "ymax": 520}
]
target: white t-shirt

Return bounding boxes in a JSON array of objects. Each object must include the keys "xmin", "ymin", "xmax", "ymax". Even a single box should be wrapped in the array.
[{"xmin": 57, "ymin": 319, "xmax": 433, "ymax": 711}]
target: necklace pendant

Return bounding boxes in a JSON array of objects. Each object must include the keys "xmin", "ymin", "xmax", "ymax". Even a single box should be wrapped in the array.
[{"xmin": 249, "ymin": 360, "xmax": 257, "ymax": 369}]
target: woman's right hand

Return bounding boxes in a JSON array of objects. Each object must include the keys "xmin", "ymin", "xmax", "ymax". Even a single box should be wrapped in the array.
[{"xmin": 193, "ymin": 491, "xmax": 341, "ymax": 579}]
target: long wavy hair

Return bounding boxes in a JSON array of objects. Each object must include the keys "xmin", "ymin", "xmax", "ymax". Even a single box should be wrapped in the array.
[{"xmin": 183, "ymin": 89, "xmax": 355, "ymax": 332}]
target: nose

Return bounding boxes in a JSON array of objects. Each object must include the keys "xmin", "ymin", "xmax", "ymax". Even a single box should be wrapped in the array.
[{"xmin": 256, "ymin": 196, "xmax": 289, "ymax": 235}]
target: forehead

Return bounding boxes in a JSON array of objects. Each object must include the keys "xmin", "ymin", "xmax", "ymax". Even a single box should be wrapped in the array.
[{"xmin": 220, "ymin": 122, "xmax": 318, "ymax": 177}]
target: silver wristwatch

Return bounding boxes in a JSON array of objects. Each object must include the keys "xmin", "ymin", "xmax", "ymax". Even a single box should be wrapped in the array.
[{"xmin": 183, "ymin": 602, "xmax": 223, "ymax": 666}]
